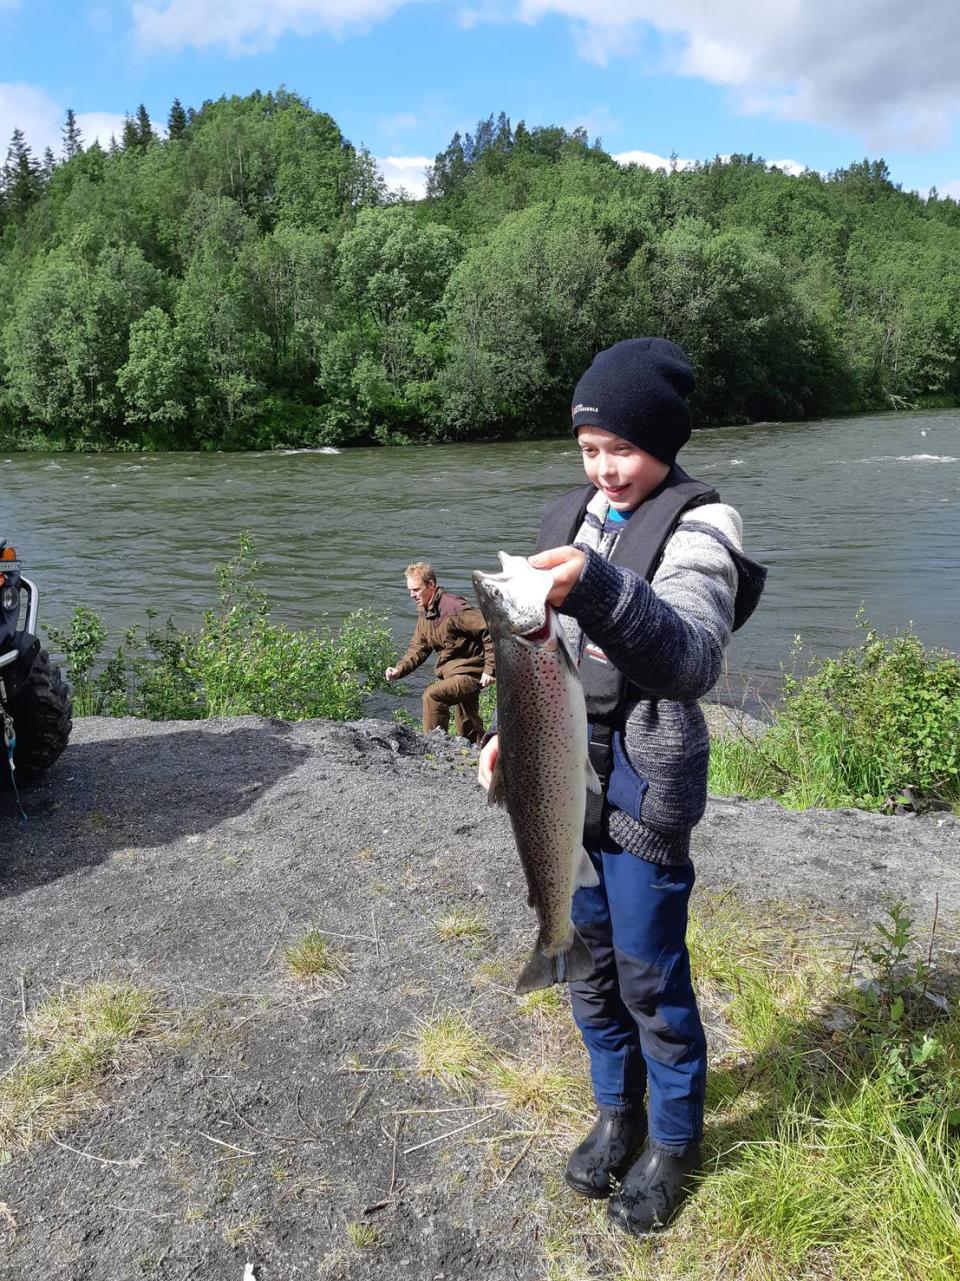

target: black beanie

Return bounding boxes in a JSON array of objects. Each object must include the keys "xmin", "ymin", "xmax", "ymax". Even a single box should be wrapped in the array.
[{"xmin": 571, "ymin": 337, "xmax": 694, "ymax": 465}]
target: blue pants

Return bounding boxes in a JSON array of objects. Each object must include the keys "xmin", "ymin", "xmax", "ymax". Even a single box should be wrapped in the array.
[{"xmin": 570, "ymin": 840, "xmax": 706, "ymax": 1150}]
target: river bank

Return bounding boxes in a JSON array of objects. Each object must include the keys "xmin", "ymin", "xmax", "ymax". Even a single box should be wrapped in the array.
[{"xmin": 1, "ymin": 716, "xmax": 958, "ymax": 1279}]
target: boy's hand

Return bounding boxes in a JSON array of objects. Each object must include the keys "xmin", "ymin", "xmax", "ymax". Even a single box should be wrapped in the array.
[
  {"xmin": 385, "ymin": 666, "xmax": 401, "ymax": 681},
  {"xmin": 529, "ymin": 546, "xmax": 586, "ymax": 607},
  {"xmin": 479, "ymin": 672, "xmax": 495, "ymax": 688},
  {"xmin": 477, "ymin": 734, "xmax": 499, "ymax": 790}
]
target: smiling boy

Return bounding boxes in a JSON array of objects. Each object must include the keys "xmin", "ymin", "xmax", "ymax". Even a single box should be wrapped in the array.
[{"xmin": 479, "ymin": 337, "xmax": 765, "ymax": 1235}]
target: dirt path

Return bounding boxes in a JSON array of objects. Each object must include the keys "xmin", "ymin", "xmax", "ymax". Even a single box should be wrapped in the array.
[{"xmin": 1, "ymin": 716, "xmax": 957, "ymax": 1280}]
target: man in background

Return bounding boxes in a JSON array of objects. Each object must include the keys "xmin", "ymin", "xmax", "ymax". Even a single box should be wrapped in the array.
[{"xmin": 385, "ymin": 561, "xmax": 494, "ymax": 743}]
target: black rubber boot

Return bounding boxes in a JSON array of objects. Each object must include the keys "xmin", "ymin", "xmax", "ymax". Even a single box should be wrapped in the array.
[
  {"xmin": 564, "ymin": 1107, "xmax": 647, "ymax": 1199},
  {"xmin": 608, "ymin": 1138, "xmax": 701, "ymax": 1234}
]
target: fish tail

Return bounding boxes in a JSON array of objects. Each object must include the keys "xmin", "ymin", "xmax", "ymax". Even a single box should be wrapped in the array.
[{"xmin": 515, "ymin": 928, "xmax": 594, "ymax": 993}]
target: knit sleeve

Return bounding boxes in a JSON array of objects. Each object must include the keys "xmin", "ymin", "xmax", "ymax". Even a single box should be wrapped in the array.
[{"xmin": 563, "ymin": 506, "xmax": 741, "ymax": 700}]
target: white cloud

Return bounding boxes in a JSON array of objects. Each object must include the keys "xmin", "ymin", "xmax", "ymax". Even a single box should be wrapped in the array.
[
  {"xmin": 126, "ymin": 0, "xmax": 960, "ymax": 152},
  {"xmin": 0, "ymin": 82, "xmax": 126, "ymax": 156},
  {"xmin": 767, "ymin": 157, "xmax": 807, "ymax": 177},
  {"xmin": 76, "ymin": 111, "xmax": 133, "ymax": 148},
  {"xmin": 133, "ymin": 0, "xmax": 415, "ymax": 54},
  {"xmin": 378, "ymin": 154, "xmax": 432, "ymax": 198},
  {"xmin": 940, "ymin": 180, "xmax": 960, "ymax": 200},
  {"xmin": 612, "ymin": 149, "xmax": 813, "ymax": 178},
  {"xmin": 612, "ymin": 148, "xmax": 696, "ymax": 171},
  {"xmin": 510, "ymin": 0, "xmax": 960, "ymax": 149}
]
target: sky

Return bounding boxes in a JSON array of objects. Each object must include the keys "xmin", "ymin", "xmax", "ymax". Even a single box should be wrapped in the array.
[{"xmin": 3, "ymin": 0, "xmax": 960, "ymax": 201}]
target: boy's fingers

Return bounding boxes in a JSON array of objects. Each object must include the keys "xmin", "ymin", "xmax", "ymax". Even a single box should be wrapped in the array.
[{"xmin": 529, "ymin": 546, "xmax": 575, "ymax": 569}]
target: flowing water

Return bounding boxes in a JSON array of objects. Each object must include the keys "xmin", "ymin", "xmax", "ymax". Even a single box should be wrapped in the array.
[{"xmin": 2, "ymin": 409, "xmax": 958, "ymax": 713}]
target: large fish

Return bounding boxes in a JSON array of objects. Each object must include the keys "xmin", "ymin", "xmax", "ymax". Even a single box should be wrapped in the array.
[{"xmin": 472, "ymin": 552, "xmax": 600, "ymax": 993}]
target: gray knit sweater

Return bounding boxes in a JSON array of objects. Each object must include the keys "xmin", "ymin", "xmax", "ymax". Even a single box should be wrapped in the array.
[{"xmin": 564, "ymin": 501, "xmax": 746, "ymax": 865}]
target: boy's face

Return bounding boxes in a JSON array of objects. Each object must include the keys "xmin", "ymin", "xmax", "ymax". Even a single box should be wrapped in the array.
[{"xmin": 576, "ymin": 426, "xmax": 670, "ymax": 511}]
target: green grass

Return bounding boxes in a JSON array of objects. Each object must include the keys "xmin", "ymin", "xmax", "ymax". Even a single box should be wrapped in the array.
[
  {"xmin": 0, "ymin": 981, "xmax": 170, "ymax": 1159},
  {"xmin": 412, "ymin": 1012, "xmax": 494, "ymax": 1093},
  {"xmin": 435, "ymin": 907, "xmax": 488, "ymax": 943},
  {"xmin": 283, "ymin": 930, "xmax": 346, "ymax": 982},
  {"xmin": 708, "ymin": 619, "xmax": 960, "ymax": 814},
  {"xmin": 429, "ymin": 899, "xmax": 960, "ymax": 1281}
]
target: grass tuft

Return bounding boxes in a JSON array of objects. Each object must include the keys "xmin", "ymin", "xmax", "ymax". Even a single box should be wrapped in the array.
[
  {"xmin": 436, "ymin": 908, "xmax": 488, "ymax": 943},
  {"xmin": 223, "ymin": 1214, "xmax": 266, "ymax": 1248},
  {"xmin": 346, "ymin": 1221, "xmax": 379, "ymax": 1249},
  {"xmin": 412, "ymin": 1012, "xmax": 493, "ymax": 1093},
  {"xmin": 0, "ymin": 981, "xmax": 169, "ymax": 1160},
  {"xmin": 284, "ymin": 930, "xmax": 346, "ymax": 983},
  {"xmin": 491, "ymin": 1060, "xmax": 588, "ymax": 1121}
]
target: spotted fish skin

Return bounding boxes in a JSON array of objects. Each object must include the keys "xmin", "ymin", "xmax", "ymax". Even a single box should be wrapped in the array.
[{"xmin": 472, "ymin": 553, "xmax": 600, "ymax": 993}]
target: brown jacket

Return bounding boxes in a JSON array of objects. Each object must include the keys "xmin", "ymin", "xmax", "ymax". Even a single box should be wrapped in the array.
[{"xmin": 393, "ymin": 587, "xmax": 495, "ymax": 683}]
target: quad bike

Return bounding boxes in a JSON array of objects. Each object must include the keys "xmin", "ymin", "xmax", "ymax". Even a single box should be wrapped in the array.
[{"xmin": 0, "ymin": 540, "xmax": 72, "ymax": 783}]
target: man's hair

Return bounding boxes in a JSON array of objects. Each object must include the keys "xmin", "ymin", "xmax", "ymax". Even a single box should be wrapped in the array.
[{"xmin": 405, "ymin": 561, "xmax": 436, "ymax": 585}]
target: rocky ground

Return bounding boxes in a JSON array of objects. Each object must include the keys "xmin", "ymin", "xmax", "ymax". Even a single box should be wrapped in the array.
[{"xmin": 1, "ymin": 715, "xmax": 958, "ymax": 1281}]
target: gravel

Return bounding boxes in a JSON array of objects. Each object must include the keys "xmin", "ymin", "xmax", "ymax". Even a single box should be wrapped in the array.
[{"xmin": 1, "ymin": 715, "xmax": 957, "ymax": 1280}]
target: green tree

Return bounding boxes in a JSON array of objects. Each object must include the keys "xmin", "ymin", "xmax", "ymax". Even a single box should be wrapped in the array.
[
  {"xmin": 319, "ymin": 205, "xmax": 460, "ymax": 440},
  {"xmin": 438, "ymin": 197, "xmax": 647, "ymax": 435},
  {"xmin": 62, "ymin": 108, "xmax": 83, "ymax": 160},
  {"xmin": 117, "ymin": 305, "xmax": 193, "ymax": 442},
  {"xmin": 2, "ymin": 129, "xmax": 44, "ymax": 223},
  {"xmin": 135, "ymin": 104, "xmax": 155, "ymax": 150},
  {"xmin": 174, "ymin": 193, "xmax": 269, "ymax": 439},
  {"xmin": 167, "ymin": 99, "xmax": 187, "ymax": 141},
  {"xmin": 4, "ymin": 233, "xmax": 167, "ymax": 439}
]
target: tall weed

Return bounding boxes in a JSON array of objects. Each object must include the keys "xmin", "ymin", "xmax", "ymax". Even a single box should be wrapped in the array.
[
  {"xmin": 48, "ymin": 533, "xmax": 395, "ymax": 722},
  {"xmin": 709, "ymin": 615, "xmax": 960, "ymax": 812}
]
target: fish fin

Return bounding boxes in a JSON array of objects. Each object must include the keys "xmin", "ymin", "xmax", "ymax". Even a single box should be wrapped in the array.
[
  {"xmin": 515, "ymin": 928, "xmax": 594, "ymax": 993},
  {"xmin": 585, "ymin": 756, "xmax": 602, "ymax": 795},
  {"xmin": 555, "ymin": 619, "xmax": 579, "ymax": 673},
  {"xmin": 562, "ymin": 928, "xmax": 595, "ymax": 984},
  {"xmin": 574, "ymin": 848, "xmax": 600, "ymax": 889},
  {"xmin": 487, "ymin": 755, "xmax": 507, "ymax": 808},
  {"xmin": 516, "ymin": 941, "xmax": 558, "ymax": 994}
]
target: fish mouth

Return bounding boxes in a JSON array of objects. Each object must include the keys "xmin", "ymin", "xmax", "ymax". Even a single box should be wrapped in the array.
[{"xmin": 519, "ymin": 617, "xmax": 552, "ymax": 642}]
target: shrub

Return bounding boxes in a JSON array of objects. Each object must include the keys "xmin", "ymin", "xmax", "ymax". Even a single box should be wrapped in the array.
[
  {"xmin": 48, "ymin": 534, "xmax": 395, "ymax": 723},
  {"xmin": 709, "ymin": 616, "xmax": 960, "ymax": 812}
]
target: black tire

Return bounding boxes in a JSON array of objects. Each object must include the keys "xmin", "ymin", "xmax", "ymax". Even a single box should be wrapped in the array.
[{"xmin": 8, "ymin": 649, "xmax": 73, "ymax": 780}]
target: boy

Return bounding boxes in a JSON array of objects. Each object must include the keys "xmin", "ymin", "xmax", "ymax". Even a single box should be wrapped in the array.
[{"xmin": 478, "ymin": 337, "xmax": 765, "ymax": 1235}]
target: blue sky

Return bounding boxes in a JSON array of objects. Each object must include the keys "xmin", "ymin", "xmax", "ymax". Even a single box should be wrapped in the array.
[{"xmin": 3, "ymin": 0, "xmax": 960, "ymax": 199}]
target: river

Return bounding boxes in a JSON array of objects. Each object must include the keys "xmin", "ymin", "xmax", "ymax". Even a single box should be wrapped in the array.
[{"xmin": 2, "ymin": 408, "xmax": 958, "ymax": 714}]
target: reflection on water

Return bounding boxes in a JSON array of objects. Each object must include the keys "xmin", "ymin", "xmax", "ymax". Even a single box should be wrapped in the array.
[{"xmin": 2, "ymin": 409, "xmax": 958, "ymax": 712}]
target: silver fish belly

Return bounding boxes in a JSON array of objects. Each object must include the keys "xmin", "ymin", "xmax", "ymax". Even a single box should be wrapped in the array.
[{"xmin": 473, "ymin": 556, "xmax": 599, "ymax": 992}]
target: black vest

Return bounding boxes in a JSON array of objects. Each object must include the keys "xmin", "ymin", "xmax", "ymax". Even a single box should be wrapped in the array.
[{"xmin": 535, "ymin": 465, "xmax": 719, "ymax": 723}]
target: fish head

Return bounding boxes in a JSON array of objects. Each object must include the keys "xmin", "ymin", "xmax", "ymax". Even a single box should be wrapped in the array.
[{"xmin": 472, "ymin": 552, "xmax": 556, "ymax": 642}]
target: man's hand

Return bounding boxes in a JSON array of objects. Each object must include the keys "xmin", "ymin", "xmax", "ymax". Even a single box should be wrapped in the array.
[
  {"xmin": 477, "ymin": 734, "xmax": 499, "ymax": 790},
  {"xmin": 528, "ymin": 545, "xmax": 586, "ymax": 608},
  {"xmin": 479, "ymin": 672, "xmax": 495, "ymax": 689},
  {"xmin": 385, "ymin": 666, "xmax": 401, "ymax": 682}
]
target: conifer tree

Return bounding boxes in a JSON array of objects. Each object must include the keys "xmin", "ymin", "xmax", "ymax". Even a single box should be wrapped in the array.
[
  {"xmin": 167, "ymin": 98, "xmax": 187, "ymax": 140},
  {"xmin": 136, "ymin": 103, "xmax": 154, "ymax": 148},
  {"xmin": 62, "ymin": 108, "xmax": 83, "ymax": 160},
  {"xmin": 42, "ymin": 147, "xmax": 56, "ymax": 178},
  {"xmin": 121, "ymin": 115, "xmax": 140, "ymax": 151},
  {"xmin": 2, "ymin": 129, "xmax": 43, "ymax": 219}
]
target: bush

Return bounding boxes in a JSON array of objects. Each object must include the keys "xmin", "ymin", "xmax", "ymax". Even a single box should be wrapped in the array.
[
  {"xmin": 48, "ymin": 534, "xmax": 395, "ymax": 723},
  {"xmin": 709, "ymin": 616, "xmax": 960, "ymax": 812}
]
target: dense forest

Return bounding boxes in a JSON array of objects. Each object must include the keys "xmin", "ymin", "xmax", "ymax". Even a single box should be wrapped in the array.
[{"xmin": 2, "ymin": 89, "xmax": 960, "ymax": 449}]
